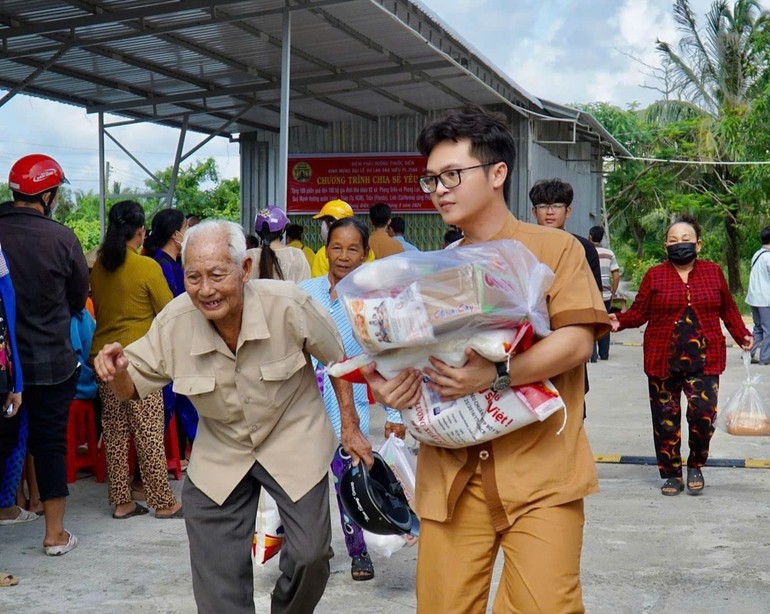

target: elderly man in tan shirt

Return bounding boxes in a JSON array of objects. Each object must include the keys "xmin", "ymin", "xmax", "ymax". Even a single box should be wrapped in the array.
[{"xmin": 95, "ymin": 220, "xmax": 372, "ymax": 614}]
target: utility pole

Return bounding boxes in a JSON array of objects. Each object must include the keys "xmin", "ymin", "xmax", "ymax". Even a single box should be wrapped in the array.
[{"xmin": 105, "ymin": 161, "xmax": 111, "ymax": 193}]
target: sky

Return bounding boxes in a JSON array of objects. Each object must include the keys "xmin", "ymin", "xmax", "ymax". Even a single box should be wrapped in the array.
[{"xmin": 0, "ymin": 0, "xmax": 717, "ymax": 194}]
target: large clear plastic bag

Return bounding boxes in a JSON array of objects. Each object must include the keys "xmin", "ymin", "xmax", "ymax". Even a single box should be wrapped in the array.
[
  {"xmin": 716, "ymin": 352, "xmax": 770, "ymax": 436},
  {"xmin": 327, "ymin": 324, "xmax": 566, "ymax": 448},
  {"xmin": 333, "ymin": 240, "xmax": 554, "ymax": 354}
]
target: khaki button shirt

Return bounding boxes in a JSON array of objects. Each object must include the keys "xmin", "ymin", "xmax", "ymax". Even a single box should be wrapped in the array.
[
  {"xmin": 125, "ymin": 280, "xmax": 344, "ymax": 505},
  {"xmin": 414, "ymin": 215, "xmax": 611, "ymax": 528}
]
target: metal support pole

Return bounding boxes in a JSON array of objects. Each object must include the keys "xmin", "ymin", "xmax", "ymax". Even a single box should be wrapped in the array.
[
  {"xmin": 166, "ymin": 114, "xmax": 189, "ymax": 208},
  {"xmin": 98, "ymin": 112, "xmax": 106, "ymax": 239},
  {"xmin": 277, "ymin": 2, "xmax": 291, "ymax": 210}
]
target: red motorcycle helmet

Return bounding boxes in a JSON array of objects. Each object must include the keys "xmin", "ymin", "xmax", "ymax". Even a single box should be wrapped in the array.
[{"xmin": 8, "ymin": 154, "xmax": 69, "ymax": 196}]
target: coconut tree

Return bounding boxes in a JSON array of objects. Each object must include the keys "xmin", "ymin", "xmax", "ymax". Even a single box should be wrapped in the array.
[{"xmin": 655, "ymin": 0, "xmax": 769, "ymax": 292}]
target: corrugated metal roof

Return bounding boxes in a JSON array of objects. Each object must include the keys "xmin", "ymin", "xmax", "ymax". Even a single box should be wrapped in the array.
[{"xmin": 0, "ymin": 0, "xmax": 624, "ymax": 154}]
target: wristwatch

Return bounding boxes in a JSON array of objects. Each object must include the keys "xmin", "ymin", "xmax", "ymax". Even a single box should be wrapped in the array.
[{"xmin": 490, "ymin": 361, "xmax": 511, "ymax": 392}]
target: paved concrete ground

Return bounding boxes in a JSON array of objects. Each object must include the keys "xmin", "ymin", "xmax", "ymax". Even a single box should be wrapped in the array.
[{"xmin": 2, "ymin": 327, "xmax": 770, "ymax": 613}]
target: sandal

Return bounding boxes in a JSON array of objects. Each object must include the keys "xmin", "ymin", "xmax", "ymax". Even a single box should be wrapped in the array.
[
  {"xmin": 112, "ymin": 503, "xmax": 149, "ymax": 520},
  {"xmin": 351, "ymin": 553, "xmax": 375, "ymax": 581},
  {"xmin": 687, "ymin": 467, "xmax": 705, "ymax": 495},
  {"xmin": 661, "ymin": 477, "xmax": 684, "ymax": 496},
  {"xmin": 0, "ymin": 573, "xmax": 18, "ymax": 587}
]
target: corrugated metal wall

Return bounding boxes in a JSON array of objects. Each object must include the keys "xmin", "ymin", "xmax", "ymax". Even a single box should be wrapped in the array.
[{"xmin": 526, "ymin": 140, "xmax": 603, "ymax": 237}]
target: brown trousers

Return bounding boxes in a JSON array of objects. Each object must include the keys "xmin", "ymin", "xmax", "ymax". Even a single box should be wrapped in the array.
[
  {"xmin": 98, "ymin": 382, "xmax": 177, "ymax": 510},
  {"xmin": 416, "ymin": 470, "xmax": 585, "ymax": 614}
]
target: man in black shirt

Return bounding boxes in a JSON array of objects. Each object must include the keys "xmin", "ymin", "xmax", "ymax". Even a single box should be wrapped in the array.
[
  {"xmin": 0, "ymin": 154, "xmax": 89, "ymax": 556},
  {"xmin": 530, "ymin": 178, "xmax": 603, "ymax": 416}
]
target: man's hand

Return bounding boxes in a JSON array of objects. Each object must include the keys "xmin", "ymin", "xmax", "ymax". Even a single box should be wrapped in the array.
[
  {"xmin": 2, "ymin": 391, "xmax": 20, "ymax": 418},
  {"xmin": 384, "ymin": 421, "xmax": 406, "ymax": 440},
  {"xmin": 361, "ymin": 363, "xmax": 422, "ymax": 410},
  {"xmin": 422, "ymin": 348, "xmax": 496, "ymax": 401},
  {"xmin": 94, "ymin": 342, "xmax": 129, "ymax": 382},
  {"xmin": 342, "ymin": 424, "xmax": 374, "ymax": 468},
  {"xmin": 94, "ymin": 342, "xmax": 138, "ymax": 400}
]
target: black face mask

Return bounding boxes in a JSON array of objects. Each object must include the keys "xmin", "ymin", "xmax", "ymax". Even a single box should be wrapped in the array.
[{"xmin": 667, "ymin": 242, "xmax": 697, "ymax": 265}]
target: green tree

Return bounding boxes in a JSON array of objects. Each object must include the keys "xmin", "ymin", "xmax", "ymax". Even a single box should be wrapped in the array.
[
  {"xmin": 142, "ymin": 157, "xmax": 239, "ymax": 222},
  {"xmin": 655, "ymin": 0, "xmax": 770, "ymax": 292}
]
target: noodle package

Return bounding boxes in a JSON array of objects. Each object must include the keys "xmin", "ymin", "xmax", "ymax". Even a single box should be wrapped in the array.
[{"xmin": 333, "ymin": 240, "xmax": 554, "ymax": 354}]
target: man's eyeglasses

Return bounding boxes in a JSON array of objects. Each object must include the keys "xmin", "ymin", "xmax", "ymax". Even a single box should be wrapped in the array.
[
  {"xmin": 533, "ymin": 203, "xmax": 569, "ymax": 211},
  {"xmin": 418, "ymin": 163, "xmax": 498, "ymax": 194}
]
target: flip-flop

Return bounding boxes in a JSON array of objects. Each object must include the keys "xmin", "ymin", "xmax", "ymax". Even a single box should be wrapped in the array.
[
  {"xmin": 661, "ymin": 477, "xmax": 684, "ymax": 496},
  {"xmin": 687, "ymin": 467, "xmax": 705, "ymax": 495},
  {"xmin": 0, "ymin": 574, "xmax": 18, "ymax": 587},
  {"xmin": 112, "ymin": 503, "xmax": 149, "ymax": 520},
  {"xmin": 44, "ymin": 530, "xmax": 78, "ymax": 556},
  {"xmin": 0, "ymin": 507, "xmax": 40, "ymax": 525},
  {"xmin": 155, "ymin": 506, "xmax": 184, "ymax": 519}
]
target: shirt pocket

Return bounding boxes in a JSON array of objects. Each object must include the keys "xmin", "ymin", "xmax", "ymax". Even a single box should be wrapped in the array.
[
  {"xmin": 259, "ymin": 350, "xmax": 308, "ymax": 408},
  {"xmin": 172, "ymin": 376, "xmax": 219, "ymax": 418}
]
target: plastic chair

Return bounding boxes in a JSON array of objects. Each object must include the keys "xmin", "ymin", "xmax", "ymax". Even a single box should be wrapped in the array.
[
  {"xmin": 165, "ymin": 413, "xmax": 183, "ymax": 481},
  {"xmin": 66, "ymin": 399, "xmax": 100, "ymax": 483}
]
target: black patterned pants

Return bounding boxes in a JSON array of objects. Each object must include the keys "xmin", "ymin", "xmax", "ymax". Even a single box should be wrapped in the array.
[{"xmin": 647, "ymin": 372, "xmax": 720, "ymax": 479}]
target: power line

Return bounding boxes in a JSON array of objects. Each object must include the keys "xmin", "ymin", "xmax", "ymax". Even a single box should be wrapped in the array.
[{"xmin": 614, "ymin": 155, "xmax": 770, "ymax": 166}]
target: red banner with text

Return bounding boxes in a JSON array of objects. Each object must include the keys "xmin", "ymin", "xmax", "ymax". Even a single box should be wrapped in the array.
[{"xmin": 287, "ymin": 154, "xmax": 434, "ymax": 214}]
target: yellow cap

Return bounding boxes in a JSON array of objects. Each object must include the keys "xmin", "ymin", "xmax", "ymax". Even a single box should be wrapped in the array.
[{"xmin": 312, "ymin": 199, "xmax": 354, "ymax": 220}]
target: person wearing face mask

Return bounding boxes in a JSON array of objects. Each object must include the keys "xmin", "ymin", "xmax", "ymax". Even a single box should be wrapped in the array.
[
  {"xmin": 310, "ymin": 199, "xmax": 375, "ymax": 277},
  {"xmin": 610, "ymin": 214, "xmax": 752, "ymax": 497},
  {"xmin": 144, "ymin": 208, "xmax": 188, "ymax": 295},
  {"xmin": 144, "ymin": 208, "xmax": 198, "ymax": 467}
]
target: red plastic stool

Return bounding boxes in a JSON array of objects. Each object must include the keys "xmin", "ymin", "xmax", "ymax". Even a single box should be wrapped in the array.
[
  {"xmin": 165, "ymin": 413, "xmax": 183, "ymax": 481},
  {"xmin": 66, "ymin": 399, "xmax": 99, "ymax": 483}
]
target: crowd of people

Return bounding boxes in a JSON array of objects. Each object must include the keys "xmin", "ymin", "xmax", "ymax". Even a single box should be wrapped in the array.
[{"xmin": 0, "ymin": 104, "xmax": 759, "ymax": 612}]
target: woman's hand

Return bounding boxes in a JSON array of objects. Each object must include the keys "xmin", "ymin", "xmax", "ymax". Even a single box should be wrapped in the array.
[
  {"xmin": 608, "ymin": 312, "xmax": 620, "ymax": 332},
  {"xmin": 384, "ymin": 421, "xmax": 406, "ymax": 440},
  {"xmin": 741, "ymin": 335, "xmax": 754, "ymax": 352},
  {"xmin": 2, "ymin": 391, "xmax": 20, "ymax": 418}
]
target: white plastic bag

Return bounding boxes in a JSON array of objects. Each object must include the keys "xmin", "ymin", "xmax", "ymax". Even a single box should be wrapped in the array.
[
  {"xmin": 377, "ymin": 434, "xmax": 417, "ymax": 502},
  {"xmin": 252, "ymin": 490, "xmax": 284, "ymax": 567},
  {"xmin": 334, "ymin": 240, "xmax": 554, "ymax": 353},
  {"xmin": 362, "ymin": 529, "xmax": 416, "ymax": 559},
  {"xmin": 327, "ymin": 329, "xmax": 522, "ymax": 380},
  {"xmin": 716, "ymin": 351, "xmax": 770, "ymax": 436},
  {"xmin": 327, "ymin": 324, "xmax": 566, "ymax": 448}
]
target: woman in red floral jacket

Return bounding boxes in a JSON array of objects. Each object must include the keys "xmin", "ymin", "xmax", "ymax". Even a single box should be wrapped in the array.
[{"xmin": 610, "ymin": 215, "xmax": 752, "ymax": 496}]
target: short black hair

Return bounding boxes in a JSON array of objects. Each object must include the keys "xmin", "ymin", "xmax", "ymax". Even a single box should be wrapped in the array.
[
  {"xmin": 589, "ymin": 226, "xmax": 605, "ymax": 243},
  {"xmin": 327, "ymin": 217, "xmax": 370, "ymax": 251},
  {"xmin": 390, "ymin": 216, "xmax": 406, "ymax": 235},
  {"xmin": 528, "ymin": 179, "xmax": 573, "ymax": 207},
  {"xmin": 416, "ymin": 104, "xmax": 516, "ymax": 204},
  {"xmin": 369, "ymin": 203, "xmax": 392, "ymax": 228},
  {"xmin": 666, "ymin": 214, "xmax": 701, "ymax": 240},
  {"xmin": 245, "ymin": 234, "xmax": 260, "ymax": 249},
  {"xmin": 286, "ymin": 224, "xmax": 304, "ymax": 241},
  {"xmin": 761, "ymin": 227, "xmax": 770, "ymax": 245}
]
